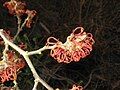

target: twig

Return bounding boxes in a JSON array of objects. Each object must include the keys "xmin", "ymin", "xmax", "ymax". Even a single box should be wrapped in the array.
[
  {"xmin": 83, "ymin": 68, "xmax": 101, "ymax": 89},
  {"xmin": 13, "ymin": 16, "xmax": 22, "ymax": 40},
  {"xmin": 40, "ymin": 22, "xmax": 50, "ymax": 34},
  {"xmin": 13, "ymin": 16, "xmax": 28, "ymax": 41},
  {"xmin": 27, "ymin": 45, "xmax": 55, "ymax": 56},
  {"xmin": 32, "ymin": 79, "xmax": 39, "ymax": 90},
  {"xmin": 2, "ymin": 42, "xmax": 9, "ymax": 61}
]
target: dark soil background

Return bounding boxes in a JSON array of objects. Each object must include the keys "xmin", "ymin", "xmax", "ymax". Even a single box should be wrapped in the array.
[{"xmin": 0, "ymin": 0, "xmax": 120, "ymax": 90}]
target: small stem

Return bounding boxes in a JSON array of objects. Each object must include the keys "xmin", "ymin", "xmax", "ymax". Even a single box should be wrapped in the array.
[
  {"xmin": 27, "ymin": 46, "xmax": 55, "ymax": 56},
  {"xmin": 13, "ymin": 15, "xmax": 29, "ymax": 41},
  {"xmin": 32, "ymin": 80, "xmax": 39, "ymax": 90},
  {"xmin": 13, "ymin": 8, "xmax": 21, "ymax": 41},
  {"xmin": 21, "ymin": 17, "xmax": 28, "ymax": 29},
  {"xmin": 2, "ymin": 42, "xmax": 9, "ymax": 61},
  {"xmin": 13, "ymin": 80, "xmax": 20, "ymax": 90},
  {"xmin": 13, "ymin": 29, "xmax": 21, "ymax": 41}
]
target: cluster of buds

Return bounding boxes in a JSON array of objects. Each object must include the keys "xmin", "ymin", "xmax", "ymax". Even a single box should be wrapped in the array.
[
  {"xmin": 3, "ymin": 0, "xmax": 36, "ymax": 28},
  {"xmin": 69, "ymin": 84, "xmax": 83, "ymax": 90},
  {"xmin": 0, "ymin": 50, "xmax": 25, "ymax": 83},
  {"xmin": 46, "ymin": 27, "xmax": 95, "ymax": 63}
]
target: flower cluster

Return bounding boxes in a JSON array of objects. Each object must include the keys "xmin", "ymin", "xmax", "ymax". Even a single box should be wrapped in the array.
[
  {"xmin": 0, "ymin": 50, "xmax": 25, "ymax": 83},
  {"xmin": 46, "ymin": 27, "xmax": 95, "ymax": 63},
  {"xmin": 3, "ymin": 0, "xmax": 26, "ymax": 15},
  {"xmin": 4, "ymin": 0, "xmax": 36, "ymax": 28},
  {"xmin": 25, "ymin": 10, "xmax": 37, "ymax": 28},
  {"xmin": 69, "ymin": 84, "xmax": 83, "ymax": 90}
]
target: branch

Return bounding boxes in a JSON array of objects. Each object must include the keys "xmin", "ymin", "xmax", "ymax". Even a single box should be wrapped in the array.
[
  {"xmin": 83, "ymin": 68, "xmax": 102, "ymax": 89},
  {"xmin": 0, "ymin": 29, "xmax": 54, "ymax": 90}
]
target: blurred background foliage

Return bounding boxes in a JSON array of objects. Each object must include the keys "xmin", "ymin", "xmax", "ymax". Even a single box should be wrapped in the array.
[{"xmin": 0, "ymin": 0, "xmax": 120, "ymax": 90}]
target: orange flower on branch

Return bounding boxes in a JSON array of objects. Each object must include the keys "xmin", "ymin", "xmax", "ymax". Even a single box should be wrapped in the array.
[
  {"xmin": 3, "ymin": 0, "xmax": 37, "ymax": 28},
  {"xmin": 0, "ymin": 65, "xmax": 17, "ymax": 83},
  {"xmin": 25, "ymin": 10, "xmax": 37, "ymax": 28},
  {"xmin": 3, "ymin": 0, "xmax": 26, "ymax": 15},
  {"xmin": 46, "ymin": 27, "xmax": 95, "ymax": 63},
  {"xmin": 0, "ymin": 60, "xmax": 25, "ymax": 83},
  {"xmin": 0, "ymin": 51, "xmax": 25, "ymax": 83}
]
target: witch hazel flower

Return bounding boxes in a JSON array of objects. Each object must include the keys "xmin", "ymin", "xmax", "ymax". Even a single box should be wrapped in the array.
[
  {"xmin": 0, "ymin": 50, "xmax": 25, "ymax": 83},
  {"xmin": 46, "ymin": 27, "xmax": 95, "ymax": 63},
  {"xmin": 0, "ymin": 60, "xmax": 25, "ymax": 83},
  {"xmin": 4, "ymin": 0, "xmax": 37, "ymax": 28},
  {"xmin": 25, "ymin": 10, "xmax": 37, "ymax": 28},
  {"xmin": 3, "ymin": 0, "xmax": 26, "ymax": 15}
]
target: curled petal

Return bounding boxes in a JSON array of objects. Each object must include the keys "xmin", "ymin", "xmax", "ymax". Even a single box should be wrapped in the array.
[
  {"xmin": 56, "ymin": 50, "xmax": 66, "ymax": 63},
  {"xmin": 46, "ymin": 37, "xmax": 61, "ymax": 46},
  {"xmin": 72, "ymin": 27, "xmax": 84, "ymax": 36},
  {"xmin": 50, "ymin": 47, "xmax": 73, "ymax": 63},
  {"xmin": 51, "ymin": 47, "xmax": 64, "ymax": 61},
  {"xmin": 82, "ymin": 47, "xmax": 90, "ymax": 56},
  {"xmin": 82, "ymin": 43, "xmax": 92, "ymax": 51},
  {"xmin": 51, "ymin": 47, "xmax": 63, "ymax": 57},
  {"xmin": 86, "ymin": 33, "xmax": 93, "ymax": 38},
  {"xmin": 84, "ymin": 33, "xmax": 94, "ymax": 44},
  {"xmin": 72, "ymin": 50, "xmax": 81, "ymax": 62},
  {"xmin": 60, "ymin": 50, "xmax": 72, "ymax": 63}
]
